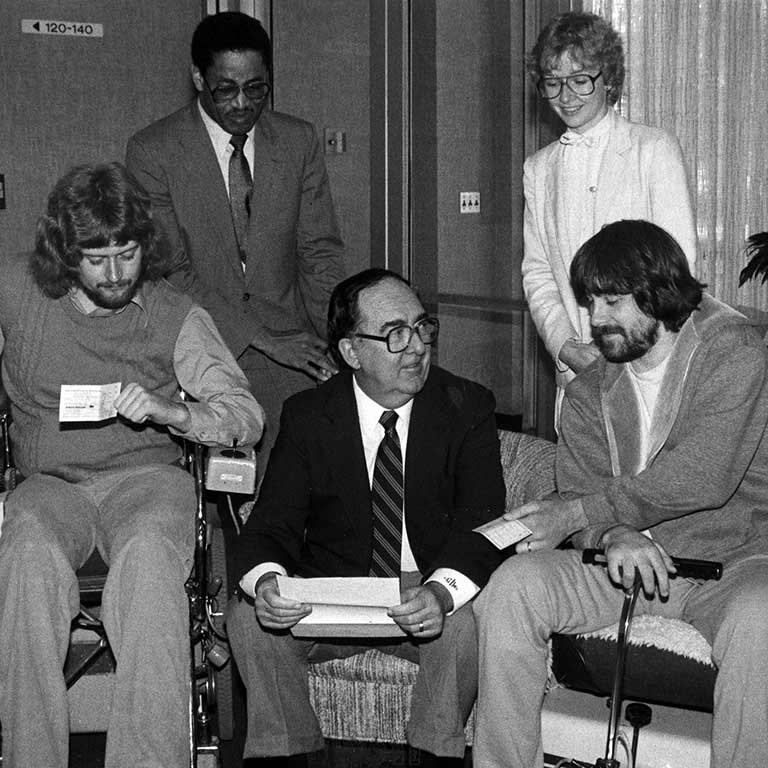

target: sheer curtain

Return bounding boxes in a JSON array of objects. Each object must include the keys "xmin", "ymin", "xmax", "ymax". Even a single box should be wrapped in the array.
[{"xmin": 587, "ymin": 0, "xmax": 768, "ymax": 312}]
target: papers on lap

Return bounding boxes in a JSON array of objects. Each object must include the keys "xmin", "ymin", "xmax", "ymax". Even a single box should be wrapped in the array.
[{"xmin": 277, "ymin": 576, "xmax": 407, "ymax": 638}]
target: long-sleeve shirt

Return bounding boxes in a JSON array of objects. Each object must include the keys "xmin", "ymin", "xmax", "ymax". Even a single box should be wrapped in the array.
[{"xmin": 0, "ymin": 254, "xmax": 263, "ymax": 479}]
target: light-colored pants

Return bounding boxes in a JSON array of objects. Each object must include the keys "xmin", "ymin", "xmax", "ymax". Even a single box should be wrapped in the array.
[
  {"xmin": 0, "ymin": 464, "xmax": 196, "ymax": 768},
  {"xmin": 227, "ymin": 591, "xmax": 477, "ymax": 759},
  {"xmin": 473, "ymin": 548, "xmax": 768, "ymax": 768}
]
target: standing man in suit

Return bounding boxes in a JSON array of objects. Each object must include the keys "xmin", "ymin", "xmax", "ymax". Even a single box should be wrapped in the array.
[
  {"xmin": 522, "ymin": 11, "xmax": 697, "ymax": 421},
  {"xmin": 126, "ymin": 11, "xmax": 345, "ymax": 465},
  {"xmin": 227, "ymin": 268, "xmax": 506, "ymax": 768}
]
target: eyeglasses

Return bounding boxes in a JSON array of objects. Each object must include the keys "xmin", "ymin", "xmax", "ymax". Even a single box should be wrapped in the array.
[
  {"xmin": 205, "ymin": 79, "xmax": 271, "ymax": 103},
  {"xmin": 537, "ymin": 71, "xmax": 603, "ymax": 100},
  {"xmin": 353, "ymin": 317, "xmax": 439, "ymax": 353}
]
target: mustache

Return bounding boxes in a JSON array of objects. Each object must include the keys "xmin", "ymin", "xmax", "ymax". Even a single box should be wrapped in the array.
[
  {"xmin": 97, "ymin": 280, "xmax": 132, "ymax": 289},
  {"xmin": 591, "ymin": 324, "xmax": 626, "ymax": 338}
]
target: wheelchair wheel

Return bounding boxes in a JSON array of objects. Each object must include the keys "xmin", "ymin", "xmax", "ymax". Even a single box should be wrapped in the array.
[{"xmin": 209, "ymin": 524, "xmax": 234, "ymax": 742}]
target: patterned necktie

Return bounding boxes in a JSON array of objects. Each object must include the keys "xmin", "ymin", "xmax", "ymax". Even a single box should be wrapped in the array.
[
  {"xmin": 369, "ymin": 410, "xmax": 403, "ymax": 577},
  {"xmin": 228, "ymin": 134, "xmax": 252, "ymax": 263}
]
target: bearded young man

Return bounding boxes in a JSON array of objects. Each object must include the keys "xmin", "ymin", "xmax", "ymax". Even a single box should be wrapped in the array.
[
  {"xmin": 0, "ymin": 162, "xmax": 263, "ymax": 768},
  {"xmin": 473, "ymin": 219, "xmax": 768, "ymax": 768}
]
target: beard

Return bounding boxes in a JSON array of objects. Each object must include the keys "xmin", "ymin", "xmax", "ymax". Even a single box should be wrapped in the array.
[
  {"xmin": 80, "ymin": 277, "xmax": 140, "ymax": 310},
  {"xmin": 591, "ymin": 319, "xmax": 659, "ymax": 363}
]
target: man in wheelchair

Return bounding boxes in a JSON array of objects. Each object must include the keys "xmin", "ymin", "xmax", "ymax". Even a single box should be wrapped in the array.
[
  {"xmin": 0, "ymin": 162, "xmax": 264, "ymax": 768},
  {"xmin": 473, "ymin": 220, "xmax": 768, "ymax": 768}
]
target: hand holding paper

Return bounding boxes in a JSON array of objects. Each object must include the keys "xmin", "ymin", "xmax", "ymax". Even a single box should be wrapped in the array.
[
  {"xmin": 276, "ymin": 576, "xmax": 406, "ymax": 638},
  {"xmin": 255, "ymin": 573, "xmax": 312, "ymax": 630},
  {"xmin": 473, "ymin": 516, "xmax": 532, "ymax": 550},
  {"xmin": 114, "ymin": 382, "xmax": 191, "ymax": 431}
]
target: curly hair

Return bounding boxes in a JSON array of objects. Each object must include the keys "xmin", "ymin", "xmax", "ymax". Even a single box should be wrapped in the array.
[
  {"xmin": 31, "ymin": 162, "xmax": 166, "ymax": 298},
  {"xmin": 571, "ymin": 220, "xmax": 705, "ymax": 333},
  {"xmin": 191, "ymin": 11, "xmax": 272, "ymax": 78},
  {"xmin": 527, "ymin": 11, "xmax": 625, "ymax": 106}
]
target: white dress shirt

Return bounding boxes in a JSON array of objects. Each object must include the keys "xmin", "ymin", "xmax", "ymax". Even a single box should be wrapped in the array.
[
  {"xmin": 239, "ymin": 376, "xmax": 480, "ymax": 613},
  {"xmin": 197, "ymin": 99, "xmax": 255, "ymax": 197}
]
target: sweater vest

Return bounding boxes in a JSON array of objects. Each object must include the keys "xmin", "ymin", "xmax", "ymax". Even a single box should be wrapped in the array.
[{"xmin": 0, "ymin": 257, "xmax": 193, "ymax": 480}]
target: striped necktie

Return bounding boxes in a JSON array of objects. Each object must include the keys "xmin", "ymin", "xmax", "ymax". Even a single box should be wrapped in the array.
[
  {"xmin": 228, "ymin": 133, "xmax": 252, "ymax": 264},
  {"xmin": 369, "ymin": 410, "xmax": 403, "ymax": 577}
]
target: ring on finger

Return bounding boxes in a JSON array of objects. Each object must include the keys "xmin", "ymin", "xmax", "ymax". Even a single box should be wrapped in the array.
[{"xmin": 419, "ymin": 621, "xmax": 424, "ymax": 633}]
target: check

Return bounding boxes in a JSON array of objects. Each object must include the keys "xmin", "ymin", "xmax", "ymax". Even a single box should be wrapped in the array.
[{"xmin": 59, "ymin": 383, "xmax": 121, "ymax": 422}]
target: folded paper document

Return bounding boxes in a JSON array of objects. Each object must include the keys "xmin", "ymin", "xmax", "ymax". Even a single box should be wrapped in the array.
[
  {"xmin": 277, "ymin": 576, "xmax": 407, "ymax": 638},
  {"xmin": 473, "ymin": 516, "xmax": 532, "ymax": 549}
]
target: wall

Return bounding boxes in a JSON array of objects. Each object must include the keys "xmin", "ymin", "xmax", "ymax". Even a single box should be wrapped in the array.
[
  {"xmin": 0, "ymin": 0, "xmax": 199, "ymax": 255},
  {"xmin": 270, "ymin": 1, "xmax": 371, "ymax": 278},
  {"xmin": 264, "ymin": 0, "xmax": 532, "ymax": 420},
  {"xmin": 411, "ymin": 0, "xmax": 528, "ymax": 418}
]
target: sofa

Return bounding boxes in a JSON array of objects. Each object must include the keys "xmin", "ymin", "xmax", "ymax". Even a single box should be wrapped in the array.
[
  {"xmin": 306, "ymin": 429, "xmax": 558, "ymax": 744},
  {"xmin": 305, "ymin": 429, "xmax": 717, "ymax": 746}
]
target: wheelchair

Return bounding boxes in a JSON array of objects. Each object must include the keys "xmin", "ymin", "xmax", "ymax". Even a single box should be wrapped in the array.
[
  {"xmin": 0, "ymin": 406, "xmax": 244, "ymax": 768},
  {"xmin": 545, "ymin": 550, "xmax": 722, "ymax": 768}
]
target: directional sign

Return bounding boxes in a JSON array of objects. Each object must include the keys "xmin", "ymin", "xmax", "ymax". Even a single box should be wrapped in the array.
[{"xmin": 22, "ymin": 19, "xmax": 104, "ymax": 38}]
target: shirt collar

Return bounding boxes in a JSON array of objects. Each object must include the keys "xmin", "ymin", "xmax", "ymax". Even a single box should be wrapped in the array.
[
  {"xmin": 352, "ymin": 376, "xmax": 414, "ymax": 435},
  {"xmin": 197, "ymin": 98, "xmax": 256, "ymax": 160},
  {"xmin": 560, "ymin": 107, "xmax": 615, "ymax": 147},
  {"xmin": 68, "ymin": 285, "xmax": 147, "ymax": 317}
]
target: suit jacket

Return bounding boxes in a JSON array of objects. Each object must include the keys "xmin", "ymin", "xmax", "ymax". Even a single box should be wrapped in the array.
[
  {"xmin": 560, "ymin": 295, "xmax": 768, "ymax": 566},
  {"xmin": 522, "ymin": 110, "xmax": 697, "ymax": 388},
  {"xmin": 235, "ymin": 366, "xmax": 507, "ymax": 589},
  {"xmin": 126, "ymin": 102, "xmax": 345, "ymax": 360}
]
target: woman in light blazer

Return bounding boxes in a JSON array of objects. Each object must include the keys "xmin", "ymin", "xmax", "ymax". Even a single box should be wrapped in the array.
[{"xmin": 523, "ymin": 11, "xmax": 697, "ymax": 421}]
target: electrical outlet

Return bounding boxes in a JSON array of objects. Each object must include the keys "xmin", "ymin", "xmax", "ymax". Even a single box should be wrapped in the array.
[
  {"xmin": 324, "ymin": 128, "xmax": 347, "ymax": 154},
  {"xmin": 460, "ymin": 191, "xmax": 480, "ymax": 214}
]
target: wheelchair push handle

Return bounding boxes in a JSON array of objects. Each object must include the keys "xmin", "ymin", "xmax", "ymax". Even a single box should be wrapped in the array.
[{"xmin": 582, "ymin": 548, "xmax": 723, "ymax": 581}]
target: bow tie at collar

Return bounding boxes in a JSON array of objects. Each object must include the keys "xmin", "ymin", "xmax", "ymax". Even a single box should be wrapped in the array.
[{"xmin": 560, "ymin": 131, "xmax": 595, "ymax": 147}]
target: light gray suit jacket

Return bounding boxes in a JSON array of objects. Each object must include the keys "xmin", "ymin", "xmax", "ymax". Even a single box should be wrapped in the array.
[
  {"xmin": 126, "ymin": 102, "xmax": 345, "ymax": 362},
  {"xmin": 522, "ymin": 110, "xmax": 697, "ymax": 389}
]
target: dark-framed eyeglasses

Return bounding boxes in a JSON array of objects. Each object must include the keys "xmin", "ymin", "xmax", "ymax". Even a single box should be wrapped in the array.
[
  {"xmin": 353, "ymin": 317, "xmax": 439, "ymax": 353},
  {"xmin": 537, "ymin": 71, "xmax": 603, "ymax": 100},
  {"xmin": 205, "ymin": 79, "xmax": 271, "ymax": 104}
]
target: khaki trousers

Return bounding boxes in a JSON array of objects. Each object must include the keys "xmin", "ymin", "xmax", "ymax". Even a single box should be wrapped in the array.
[
  {"xmin": 0, "ymin": 465, "xmax": 196, "ymax": 768},
  {"xmin": 227, "ymin": 588, "xmax": 477, "ymax": 759},
  {"xmin": 473, "ymin": 549, "xmax": 768, "ymax": 768}
]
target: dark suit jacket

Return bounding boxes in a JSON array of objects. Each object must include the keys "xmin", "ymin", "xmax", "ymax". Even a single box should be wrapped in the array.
[
  {"xmin": 126, "ymin": 102, "xmax": 345, "ymax": 360},
  {"xmin": 235, "ymin": 366, "xmax": 507, "ymax": 589}
]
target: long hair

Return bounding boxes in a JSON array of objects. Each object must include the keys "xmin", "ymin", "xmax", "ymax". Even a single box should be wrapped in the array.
[
  {"xmin": 527, "ymin": 11, "xmax": 625, "ymax": 106},
  {"xmin": 327, "ymin": 268, "xmax": 411, "ymax": 369},
  {"xmin": 571, "ymin": 220, "xmax": 705, "ymax": 332},
  {"xmin": 31, "ymin": 162, "xmax": 164, "ymax": 298},
  {"xmin": 191, "ymin": 11, "xmax": 272, "ymax": 78}
]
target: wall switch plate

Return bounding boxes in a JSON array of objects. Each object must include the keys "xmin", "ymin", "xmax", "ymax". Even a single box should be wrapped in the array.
[{"xmin": 460, "ymin": 191, "xmax": 480, "ymax": 213}]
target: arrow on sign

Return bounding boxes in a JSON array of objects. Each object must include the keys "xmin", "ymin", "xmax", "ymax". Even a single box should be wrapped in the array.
[{"xmin": 33, "ymin": 21, "xmax": 40, "ymax": 31}]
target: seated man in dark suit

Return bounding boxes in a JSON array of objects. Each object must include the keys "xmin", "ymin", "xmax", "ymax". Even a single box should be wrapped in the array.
[{"xmin": 228, "ymin": 268, "xmax": 506, "ymax": 768}]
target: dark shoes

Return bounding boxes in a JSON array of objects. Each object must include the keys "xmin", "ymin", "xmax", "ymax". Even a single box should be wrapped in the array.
[
  {"xmin": 244, "ymin": 749, "xmax": 466, "ymax": 767},
  {"xmin": 244, "ymin": 755, "xmax": 308, "ymax": 768},
  {"xmin": 417, "ymin": 751, "xmax": 467, "ymax": 768}
]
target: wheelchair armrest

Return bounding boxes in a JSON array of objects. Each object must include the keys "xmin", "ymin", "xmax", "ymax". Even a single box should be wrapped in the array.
[{"xmin": 582, "ymin": 548, "xmax": 723, "ymax": 581}]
